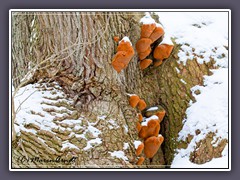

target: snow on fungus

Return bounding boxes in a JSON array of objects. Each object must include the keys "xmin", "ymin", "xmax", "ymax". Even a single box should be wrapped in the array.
[
  {"xmin": 119, "ymin": 36, "xmax": 132, "ymax": 46},
  {"xmin": 136, "ymin": 38, "xmax": 153, "ymax": 54},
  {"xmin": 142, "ymin": 115, "xmax": 159, "ymax": 126},
  {"xmin": 149, "ymin": 26, "xmax": 165, "ymax": 43},
  {"xmin": 136, "ymin": 142, "xmax": 144, "ymax": 156},
  {"xmin": 112, "ymin": 39, "xmax": 134, "ymax": 73},
  {"xmin": 146, "ymin": 106, "xmax": 158, "ymax": 111},
  {"xmin": 153, "ymin": 44, "xmax": 174, "ymax": 61},
  {"xmin": 141, "ymin": 23, "xmax": 156, "ymax": 38},
  {"xmin": 138, "ymin": 99, "xmax": 147, "ymax": 111},
  {"xmin": 136, "ymin": 156, "xmax": 145, "ymax": 165},
  {"xmin": 144, "ymin": 135, "xmax": 164, "ymax": 158},
  {"xmin": 134, "ymin": 140, "xmax": 142, "ymax": 149},
  {"xmin": 129, "ymin": 95, "xmax": 140, "ymax": 108},
  {"xmin": 140, "ymin": 59, "xmax": 153, "ymax": 70},
  {"xmin": 140, "ymin": 13, "xmax": 156, "ymax": 25}
]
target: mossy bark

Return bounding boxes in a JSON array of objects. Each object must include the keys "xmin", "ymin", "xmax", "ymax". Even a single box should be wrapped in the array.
[{"xmin": 12, "ymin": 11, "xmax": 221, "ymax": 168}]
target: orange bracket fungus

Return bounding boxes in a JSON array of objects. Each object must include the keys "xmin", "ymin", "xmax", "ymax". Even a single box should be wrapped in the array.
[
  {"xmin": 111, "ymin": 37, "xmax": 134, "ymax": 73},
  {"xmin": 136, "ymin": 38, "xmax": 153, "ymax": 54},
  {"xmin": 136, "ymin": 156, "xmax": 145, "ymax": 165},
  {"xmin": 149, "ymin": 25, "xmax": 165, "ymax": 42},
  {"xmin": 138, "ymin": 113, "xmax": 143, "ymax": 122},
  {"xmin": 138, "ymin": 115, "xmax": 160, "ymax": 139},
  {"xmin": 141, "ymin": 23, "xmax": 156, "ymax": 38},
  {"xmin": 136, "ymin": 142, "xmax": 144, "ymax": 156},
  {"xmin": 138, "ymin": 47, "xmax": 152, "ymax": 60},
  {"xmin": 144, "ymin": 135, "xmax": 164, "ymax": 159},
  {"xmin": 140, "ymin": 59, "xmax": 153, "ymax": 70},
  {"xmin": 129, "ymin": 94, "xmax": 140, "ymax": 108},
  {"xmin": 137, "ymin": 14, "xmax": 165, "ymax": 70},
  {"xmin": 138, "ymin": 99, "xmax": 147, "ymax": 111},
  {"xmin": 153, "ymin": 59, "xmax": 163, "ymax": 67},
  {"xmin": 153, "ymin": 36, "xmax": 174, "ymax": 62},
  {"xmin": 155, "ymin": 111, "xmax": 166, "ymax": 123},
  {"xmin": 136, "ymin": 122, "xmax": 142, "ymax": 133}
]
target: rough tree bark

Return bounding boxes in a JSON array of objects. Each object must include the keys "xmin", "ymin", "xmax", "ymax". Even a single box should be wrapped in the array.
[{"xmin": 11, "ymin": 11, "xmax": 226, "ymax": 168}]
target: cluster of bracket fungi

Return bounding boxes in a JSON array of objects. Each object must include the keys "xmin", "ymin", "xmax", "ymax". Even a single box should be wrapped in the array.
[{"xmin": 111, "ymin": 14, "xmax": 174, "ymax": 165}]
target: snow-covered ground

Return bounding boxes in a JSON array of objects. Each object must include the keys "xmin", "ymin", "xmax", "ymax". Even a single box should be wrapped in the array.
[
  {"xmin": 12, "ymin": 82, "xmax": 104, "ymax": 152},
  {"xmin": 157, "ymin": 12, "xmax": 229, "ymax": 168}
]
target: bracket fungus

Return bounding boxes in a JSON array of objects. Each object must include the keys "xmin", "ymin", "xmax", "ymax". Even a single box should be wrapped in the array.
[
  {"xmin": 153, "ymin": 35, "xmax": 174, "ymax": 62},
  {"xmin": 111, "ymin": 37, "xmax": 134, "ymax": 73},
  {"xmin": 138, "ymin": 99, "xmax": 147, "ymax": 111},
  {"xmin": 141, "ymin": 23, "xmax": 156, "ymax": 38},
  {"xmin": 138, "ymin": 118, "xmax": 160, "ymax": 139},
  {"xmin": 149, "ymin": 25, "xmax": 165, "ymax": 43},
  {"xmin": 136, "ymin": 122, "xmax": 142, "ymax": 133},
  {"xmin": 144, "ymin": 135, "xmax": 164, "ymax": 159},
  {"xmin": 136, "ymin": 156, "xmax": 145, "ymax": 165},
  {"xmin": 138, "ymin": 113, "xmax": 143, "ymax": 122},
  {"xmin": 136, "ymin": 142, "xmax": 144, "ymax": 156},
  {"xmin": 140, "ymin": 59, "xmax": 153, "ymax": 70},
  {"xmin": 129, "ymin": 95, "xmax": 140, "ymax": 108},
  {"xmin": 153, "ymin": 44, "xmax": 174, "ymax": 61},
  {"xmin": 137, "ymin": 14, "xmax": 165, "ymax": 70}
]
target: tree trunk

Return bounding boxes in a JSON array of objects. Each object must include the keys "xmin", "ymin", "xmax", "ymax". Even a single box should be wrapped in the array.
[{"xmin": 11, "ymin": 11, "xmax": 221, "ymax": 168}]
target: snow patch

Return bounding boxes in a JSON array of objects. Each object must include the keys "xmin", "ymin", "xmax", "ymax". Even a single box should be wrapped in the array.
[
  {"xmin": 160, "ymin": 33, "xmax": 174, "ymax": 45},
  {"xmin": 146, "ymin": 106, "xmax": 158, "ymax": 111},
  {"xmin": 61, "ymin": 141, "xmax": 80, "ymax": 151},
  {"xmin": 83, "ymin": 138, "xmax": 102, "ymax": 151},
  {"xmin": 133, "ymin": 140, "xmax": 142, "ymax": 149},
  {"xmin": 109, "ymin": 151, "xmax": 128, "ymax": 161},
  {"xmin": 140, "ymin": 12, "xmax": 156, "ymax": 25},
  {"xmin": 123, "ymin": 143, "xmax": 129, "ymax": 150}
]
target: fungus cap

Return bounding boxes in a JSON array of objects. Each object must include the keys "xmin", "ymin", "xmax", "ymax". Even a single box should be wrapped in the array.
[
  {"xmin": 129, "ymin": 95, "xmax": 140, "ymax": 108},
  {"xmin": 147, "ymin": 120, "xmax": 160, "ymax": 137},
  {"xmin": 136, "ymin": 38, "xmax": 152, "ymax": 53},
  {"xmin": 136, "ymin": 122, "xmax": 142, "ymax": 133},
  {"xmin": 111, "ymin": 51, "xmax": 128, "ymax": 73},
  {"xmin": 153, "ymin": 44, "xmax": 174, "ymax": 61},
  {"xmin": 144, "ymin": 136, "xmax": 164, "ymax": 158},
  {"xmin": 153, "ymin": 60, "xmax": 163, "ymax": 67},
  {"xmin": 149, "ymin": 26, "xmax": 165, "ymax": 43},
  {"xmin": 138, "ymin": 99, "xmax": 147, "ymax": 111},
  {"xmin": 138, "ymin": 113, "xmax": 143, "ymax": 122},
  {"xmin": 140, "ymin": 59, "xmax": 152, "ymax": 70},
  {"xmin": 138, "ymin": 47, "xmax": 151, "ymax": 60},
  {"xmin": 136, "ymin": 142, "xmax": 144, "ymax": 156},
  {"xmin": 155, "ymin": 110, "xmax": 166, "ymax": 123},
  {"xmin": 136, "ymin": 156, "xmax": 145, "ymax": 165},
  {"xmin": 141, "ymin": 23, "xmax": 156, "ymax": 38}
]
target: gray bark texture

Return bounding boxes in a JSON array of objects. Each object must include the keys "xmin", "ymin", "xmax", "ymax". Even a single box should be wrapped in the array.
[{"xmin": 11, "ymin": 11, "xmax": 227, "ymax": 168}]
